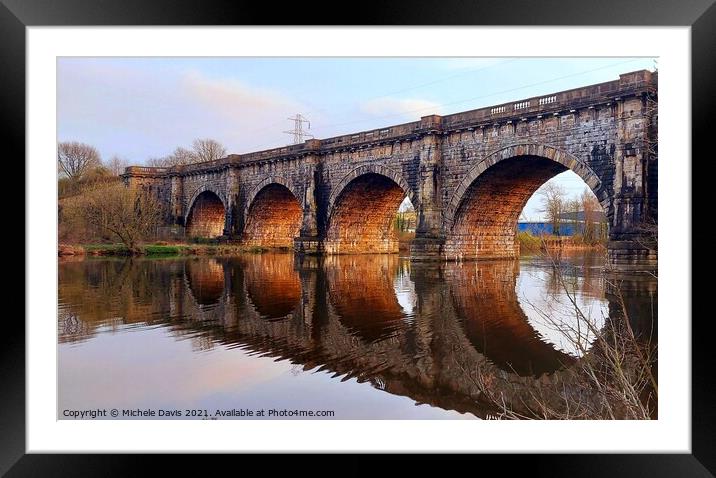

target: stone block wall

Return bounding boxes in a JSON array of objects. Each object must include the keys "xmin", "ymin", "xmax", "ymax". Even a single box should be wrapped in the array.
[
  {"xmin": 242, "ymin": 184, "xmax": 302, "ymax": 248},
  {"xmin": 122, "ymin": 70, "xmax": 657, "ymax": 270},
  {"xmin": 186, "ymin": 191, "xmax": 225, "ymax": 238}
]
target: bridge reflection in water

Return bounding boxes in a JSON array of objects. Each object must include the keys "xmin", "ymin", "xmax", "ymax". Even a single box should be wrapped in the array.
[{"xmin": 58, "ymin": 252, "xmax": 656, "ymax": 419}]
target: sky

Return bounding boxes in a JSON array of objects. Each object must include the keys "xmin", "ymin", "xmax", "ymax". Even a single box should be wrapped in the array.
[{"xmin": 58, "ymin": 57, "xmax": 655, "ymax": 220}]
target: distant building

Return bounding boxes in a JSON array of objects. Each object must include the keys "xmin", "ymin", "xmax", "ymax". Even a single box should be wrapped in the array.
[
  {"xmin": 517, "ymin": 222, "xmax": 579, "ymax": 236},
  {"xmin": 556, "ymin": 210, "xmax": 607, "ymax": 223}
]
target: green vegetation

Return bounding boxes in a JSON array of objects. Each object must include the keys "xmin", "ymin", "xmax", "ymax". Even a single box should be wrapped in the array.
[
  {"xmin": 143, "ymin": 245, "xmax": 181, "ymax": 255},
  {"xmin": 393, "ymin": 210, "xmax": 417, "ymax": 233},
  {"xmin": 517, "ymin": 231, "xmax": 542, "ymax": 251}
]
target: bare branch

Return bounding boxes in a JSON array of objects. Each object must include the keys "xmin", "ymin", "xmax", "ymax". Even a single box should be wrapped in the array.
[
  {"xmin": 57, "ymin": 141, "xmax": 102, "ymax": 181},
  {"xmin": 191, "ymin": 138, "xmax": 226, "ymax": 163}
]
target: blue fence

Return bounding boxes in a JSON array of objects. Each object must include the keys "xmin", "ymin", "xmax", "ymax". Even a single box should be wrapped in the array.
[{"xmin": 517, "ymin": 222, "xmax": 578, "ymax": 236}]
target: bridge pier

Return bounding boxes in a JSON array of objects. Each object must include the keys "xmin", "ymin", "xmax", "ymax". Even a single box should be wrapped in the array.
[
  {"xmin": 408, "ymin": 235, "xmax": 446, "ymax": 261},
  {"xmin": 294, "ymin": 236, "xmax": 324, "ymax": 255},
  {"xmin": 606, "ymin": 240, "xmax": 658, "ymax": 272},
  {"xmin": 409, "ymin": 234, "xmax": 656, "ymax": 272}
]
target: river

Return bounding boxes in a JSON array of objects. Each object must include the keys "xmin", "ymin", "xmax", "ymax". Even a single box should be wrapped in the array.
[{"xmin": 58, "ymin": 250, "xmax": 657, "ymax": 419}]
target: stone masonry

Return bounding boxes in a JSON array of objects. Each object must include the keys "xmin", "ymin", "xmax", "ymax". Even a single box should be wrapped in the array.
[{"xmin": 122, "ymin": 70, "xmax": 658, "ymax": 270}]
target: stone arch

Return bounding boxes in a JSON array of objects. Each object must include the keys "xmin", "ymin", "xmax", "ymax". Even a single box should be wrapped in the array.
[
  {"xmin": 243, "ymin": 176, "xmax": 303, "ymax": 221},
  {"xmin": 446, "ymin": 143, "xmax": 605, "ymax": 226},
  {"xmin": 443, "ymin": 143, "xmax": 608, "ymax": 260},
  {"xmin": 242, "ymin": 177, "xmax": 303, "ymax": 248},
  {"xmin": 185, "ymin": 188, "xmax": 227, "ymax": 238},
  {"xmin": 328, "ymin": 164, "xmax": 417, "ymax": 216},
  {"xmin": 326, "ymin": 165, "xmax": 416, "ymax": 254},
  {"xmin": 185, "ymin": 186, "xmax": 228, "ymax": 221}
]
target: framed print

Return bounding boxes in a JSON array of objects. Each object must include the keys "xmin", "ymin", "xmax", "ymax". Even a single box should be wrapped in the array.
[{"xmin": 4, "ymin": 0, "xmax": 709, "ymax": 473}]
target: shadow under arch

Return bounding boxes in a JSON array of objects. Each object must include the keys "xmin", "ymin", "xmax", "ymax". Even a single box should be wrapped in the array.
[
  {"xmin": 326, "ymin": 165, "xmax": 416, "ymax": 254},
  {"xmin": 184, "ymin": 258, "xmax": 226, "ymax": 306},
  {"xmin": 444, "ymin": 143, "xmax": 608, "ymax": 260},
  {"xmin": 448, "ymin": 260, "xmax": 577, "ymax": 377},
  {"xmin": 243, "ymin": 178, "xmax": 303, "ymax": 248},
  {"xmin": 186, "ymin": 190, "xmax": 226, "ymax": 238},
  {"xmin": 324, "ymin": 255, "xmax": 407, "ymax": 343}
]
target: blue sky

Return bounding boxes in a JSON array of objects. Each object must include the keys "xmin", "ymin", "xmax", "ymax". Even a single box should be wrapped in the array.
[{"xmin": 58, "ymin": 57, "xmax": 655, "ymax": 220}]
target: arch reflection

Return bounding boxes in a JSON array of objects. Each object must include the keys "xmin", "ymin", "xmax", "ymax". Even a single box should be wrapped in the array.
[
  {"xmin": 447, "ymin": 260, "xmax": 578, "ymax": 376},
  {"xmin": 185, "ymin": 258, "xmax": 226, "ymax": 306},
  {"xmin": 244, "ymin": 254, "xmax": 301, "ymax": 320},
  {"xmin": 324, "ymin": 255, "xmax": 408, "ymax": 343}
]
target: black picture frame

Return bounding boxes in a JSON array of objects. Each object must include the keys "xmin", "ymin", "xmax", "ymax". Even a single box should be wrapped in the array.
[{"xmin": 4, "ymin": 0, "xmax": 708, "ymax": 473}]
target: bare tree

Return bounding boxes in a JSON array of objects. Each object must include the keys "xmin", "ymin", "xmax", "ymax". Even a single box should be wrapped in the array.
[
  {"xmin": 105, "ymin": 155, "xmax": 129, "ymax": 176},
  {"xmin": 146, "ymin": 139, "xmax": 226, "ymax": 168},
  {"xmin": 191, "ymin": 138, "xmax": 226, "ymax": 163},
  {"xmin": 58, "ymin": 141, "xmax": 102, "ymax": 181},
  {"xmin": 73, "ymin": 182, "xmax": 164, "ymax": 252},
  {"xmin": 146, "ymin": 147, "xmax": 196, "ymax": 168},
  {"xmin": 567, "ymin": 197, "xmax": 581, "ymax": 237},
  {"xmin": 581, "ymin": 188, "xmax": 605, "ymax": 244},
  {"xmin": 171, "ymin": 146, "xmax": 198, "ymax": 165},
  {"xmin": 539, "ymin": 182, "xmax": 566, "ymax": 236},
  {"xmin": 643, "ymin": 80, "xmax": 658, "ymax": 245},
  {"xmin": 146, "ymin": 156, "xmax": 168, "ymax": 168}
]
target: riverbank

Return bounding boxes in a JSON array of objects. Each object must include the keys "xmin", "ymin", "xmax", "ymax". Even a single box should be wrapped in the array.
[
  {"xmin": 517, "ymin": 231, "xmax": 606, "ymax": 253},
  {"xmin": 60, "ymin": 231, "xmax": 602, "ymax": 258},
  {"xmin": 58, "ymin": 242, "xmax": 286, "ymax": 257}
]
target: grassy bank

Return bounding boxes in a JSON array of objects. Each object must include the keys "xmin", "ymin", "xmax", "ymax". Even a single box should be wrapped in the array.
[
  {"xmin": 518, "ymin": 231, "xmax": 606, "ymax": 253},
  {"xmin": 61, "ymin": 232, "xmax": 600, "ymax": 258},
  {"xmin": 59, "ymin": 242, "xmax": 288, "ymax": 258}
]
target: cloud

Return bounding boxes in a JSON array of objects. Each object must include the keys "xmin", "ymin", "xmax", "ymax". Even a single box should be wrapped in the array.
[
  {"xmin": 181, "ymin": 71, "xmax": 301, "ymax": 120},
  {"xmin": 179, "ymin": 71, "xmax": 311, "ymax": 152},
  {"xmin": 57, "ymin": 61, "xmax": 314, "ymax": 162},
  {"xmin": 359, "ymin": 97, "xmax": 442, "ymax": 119}
]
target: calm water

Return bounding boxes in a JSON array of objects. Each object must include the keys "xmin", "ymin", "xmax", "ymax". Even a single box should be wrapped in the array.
[{"xmin": 58, "ymin": 251, "xmax": 657, "ymax": 419}]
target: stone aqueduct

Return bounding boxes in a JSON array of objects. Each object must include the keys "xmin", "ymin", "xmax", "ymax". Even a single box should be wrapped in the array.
[{"xmin": 123, "ymin": 70, "xmax": 657, "ymax": 269}]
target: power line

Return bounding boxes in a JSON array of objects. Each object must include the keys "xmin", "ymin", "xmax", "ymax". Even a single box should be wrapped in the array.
[
  {"xmin": 318, "ymin": 59, "xmax": 643, "ymax": 131},
  {"xmin": 242, "ymin": 59, "xmax": 515, "ymax": 151},
  {"xmin": 359, "ymin": 58, "xmax": 518, "ymax": 103},
  {"xmin": 277, "ymin": 58, "xmax": 516, "ymax": 120},
  {"xmin": 240, "ymin": 59, "xmax": 642, "ymax": 153},
  {"xmin": 283, "ymin": 114, "xmax": 314, "ymax": 144}
]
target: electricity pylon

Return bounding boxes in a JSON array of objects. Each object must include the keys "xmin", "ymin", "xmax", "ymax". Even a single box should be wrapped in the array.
[{"xmin": 283, "ymin": 114, "xmax": 314, "ymax": 144}]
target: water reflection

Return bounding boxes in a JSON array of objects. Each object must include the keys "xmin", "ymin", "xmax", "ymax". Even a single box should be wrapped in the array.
[
  {"xmin": 326, "ymin": 255, "xmax": 410, "ymax": 343},
  {"xmin": 244, "ymin": 254, "xmax": 301, "ymax": 320},
  {"xmin": 58, "ymin": 251, "xmax": 656, "ymax": 419},
  {"xmin": 185, "ymin": 258, "xmax": 225, "ymax": 306},
  {"xmin": 448, "ymin": 260, "xmax": 576, "ymax": 376},
  {"xmin": 517, "ymin": 252, "xmax": 609, "ymax": 358}
]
